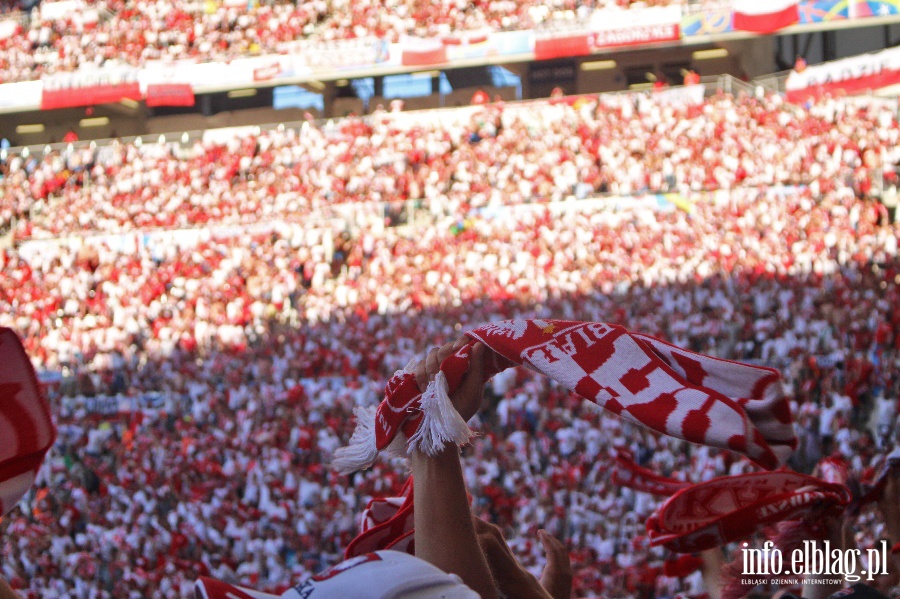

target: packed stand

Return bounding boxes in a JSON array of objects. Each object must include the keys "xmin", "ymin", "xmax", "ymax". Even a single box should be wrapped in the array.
[
  {"xmin": 0, "ymin": 177, "xmax": 899, "ymax": 596},
  {"xmin": 0, "ymin": 0, "xmax": 670, "ymax": 84},
  {"xmin": 1, "ymin": 92, "xmax": 895, "ymax": 239}
]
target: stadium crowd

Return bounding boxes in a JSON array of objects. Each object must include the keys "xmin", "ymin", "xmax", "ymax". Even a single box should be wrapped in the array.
[
  {"xmin": 0, "ymin": 0, "xmax": 668, "ymax": 84},
  {"xmin": 1, "ymin": 92, "xmax": 895, "ymax": 239},
  {"xmin": 1, "ymin": 167, "xmax": 899, "ymax": 597}
]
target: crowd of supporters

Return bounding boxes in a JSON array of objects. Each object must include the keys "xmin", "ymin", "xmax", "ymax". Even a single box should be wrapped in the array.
[
  {"xmin": 1, "ymin": 172, "xmax": 898, "ymax": 597},
  {"xmin": 0, "ymin": 87, "xmax": 897, "ymax": 598},
  {"xmin": 0, "ymin": 0, "xmax": 667, "ymax": 84},
  {"xmin": 1, "ymin": 92, "xmax": 895, "ymax": 240}
]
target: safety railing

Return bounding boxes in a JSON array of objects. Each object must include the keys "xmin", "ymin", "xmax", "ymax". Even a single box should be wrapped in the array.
[{"xmin": 754, "ymin": 70, "xmax": 793, "ymax": 95}]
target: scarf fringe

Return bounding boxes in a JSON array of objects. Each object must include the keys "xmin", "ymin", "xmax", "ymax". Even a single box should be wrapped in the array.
[
  {"xmin": 332, "ymin": 361, "xmax": 419, "ymax": 473},
  {"xmin": 332, "ymin": 405, "xmax": 379, "ymax": 474},
  {"xmin": 407, "ymin": 371, "xmax": 473, "ymax": 455}
]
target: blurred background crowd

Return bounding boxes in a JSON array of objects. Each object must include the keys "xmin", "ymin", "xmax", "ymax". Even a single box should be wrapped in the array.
[{"xmin": 0, "ymin": 90, "xmax": 898, "ymax": 598}]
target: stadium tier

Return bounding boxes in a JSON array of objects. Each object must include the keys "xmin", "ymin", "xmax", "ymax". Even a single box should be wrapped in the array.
[
  {"xmin": 0, "ymin": 0, "xmax": 673, "ymax": 85},
  {"xmin": 0, "ymin": 0, "xmax": 899, "ymax": 126},
  {"xmin": 1, "ymin": 180, "xmax": 899, "ymax": 596},
  {"xmin": 1, "ymin": 91, "xmax": 895, "ymax": 241}
]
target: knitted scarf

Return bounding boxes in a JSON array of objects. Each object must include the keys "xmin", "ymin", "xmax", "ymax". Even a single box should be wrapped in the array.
[
  {"xmin": 647, "ymin": 451, "xmax": 899, "ymax": 556},
  {"xmin": 611, "ymin": 451, "xmax": 690, "ymax": 497},
  {"xmin": 0, "ymin": 328, "xmax": 56, "ymax": 516},
  {"xmin": 646, "ymin": 470, "xmax": 853, "ymax": 554},
  {"xmin": 334, "ymin": 319, "xmax": 798, "ymax": 557},
  {"xmin": 334, "ymin": 319, "xmax": 796, "ymax": 473}
]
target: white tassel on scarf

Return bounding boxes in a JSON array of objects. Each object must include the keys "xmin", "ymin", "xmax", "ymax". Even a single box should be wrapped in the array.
[
  {"xmin": 331, "ymin": 405, "xmax": 380, "ymax": 474},
  {"xmin": 332, "ymin": 361, "xmax": 420, "ymax": 474},
  {"xmin": 407, "ymin": 371, "xmax": 473, "ymax": 456}
]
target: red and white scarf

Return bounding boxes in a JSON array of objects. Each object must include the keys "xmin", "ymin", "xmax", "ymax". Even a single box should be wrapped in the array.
[
  {"xmin": 611, "ymin": 452, "xmax": 690, "ymax": 497},
  {"xmin": 0, "ymin": 328, "xmax": 56, "ymax": 516},
  {"xmin": 334, "ymin": 319, "xmax": 796, "ymax": 473},
  {"xmin": 645, "ymin": 470, "xmax": 852, "ymax": 554},
  {"xmin": 334, "ymin": 319, "xmax": 797, "ymax": 556},
  {"xmin": 647, "ymin": 451, "xmax": 899, "ymax": 556},
  {"xmin": 344, "ymin": 478, "xmax": 416, "ymax": 558}
]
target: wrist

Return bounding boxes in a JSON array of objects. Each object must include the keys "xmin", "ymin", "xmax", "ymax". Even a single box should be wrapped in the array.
[{"xmin": 410, "ymin": 444, "xmax": 460, "ymax": 464}]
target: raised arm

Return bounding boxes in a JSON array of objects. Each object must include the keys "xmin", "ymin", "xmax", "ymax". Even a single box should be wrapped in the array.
[{"xmin": 411, "ymin": 339, "xmax": 499, "ymax": 599}]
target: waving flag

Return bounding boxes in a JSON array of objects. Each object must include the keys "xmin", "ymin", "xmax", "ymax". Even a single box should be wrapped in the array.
[{"xmin": 733, "ymin": 0, "xmax": 799, "ymax": 33}]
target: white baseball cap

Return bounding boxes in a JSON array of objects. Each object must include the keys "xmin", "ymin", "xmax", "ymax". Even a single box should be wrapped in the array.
[{"xmin": 195, "ymin": 550, "xmax": 480, "ymax": 599}]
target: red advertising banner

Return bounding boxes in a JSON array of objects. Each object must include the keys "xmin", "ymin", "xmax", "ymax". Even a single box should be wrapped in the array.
[
  {"xmin": 534, "ymin": 33, "xmax": 592, "ymax": 60},
  {"xmin": 400, "ymin": 43, "xmax": 447, "ymax": 66},
  {"xmin": 145, "ymin": 83, "xmax": 195, "ymax": 107},
  {"xmin": 40, "ymin": 81, "xmax": 141, "ymax": 110}
]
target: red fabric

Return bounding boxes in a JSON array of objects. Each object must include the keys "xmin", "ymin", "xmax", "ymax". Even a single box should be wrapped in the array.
[
  {"xmin": 345, "ymin": 319, "xmax": 798, "ymax": 558},
  {"xmin": 732, "ymin": 1, "xmax": 798, "ymax": 33},
  {"xmin": 534, "ymin": 34, "xmax": 591, "ymax": 60},
  {"xmin": 611, "ymin": 452, "xmax": 690, "ymax": 496},
  {"xmin": 400, "ymin": 44, "xmax": 447, "ymax": 66},
  {"xmin": 645, "ymin": 470, "xmax": 851, "ymax": 553},
  {"xmin": 0, "ymin": 328, "xmax": 57, "ymax": 516},
  {"xmin": 40, "ymin": 82, "xmax": 141, "ymax": 110},
  {"xmin": 146, "ymin": 84, "xmax": 195, "ymax": 107},
  {"xmin": 344, "ymin": 478, "xmax": 415, "ymax": 558},
  {"xmin": 375, "ymin": 319, "xmax": 796, "ymax": 470},
  {"xmin": 663, "ymin": 554, "xmax": 703, "ymax": 578}
]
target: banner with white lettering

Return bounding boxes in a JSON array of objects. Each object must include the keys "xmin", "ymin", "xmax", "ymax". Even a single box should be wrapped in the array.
[
  {"xmin": 41, "ymin": 66, "xmax": 141, "ymax": 109},
  {"xmin": 534, "ymin": 6, "xmax": 680, "ymax": 59},
  {"xmin": 145, "ymin": 83, "xmax": 195, "ymax": 107},
  {"xmin": 589, "ymin": 6, "xmax": 681, "ymax": 49},
  {"xmin": 785, "ymin": 46, "xmax": 900, "ymax": 101}
]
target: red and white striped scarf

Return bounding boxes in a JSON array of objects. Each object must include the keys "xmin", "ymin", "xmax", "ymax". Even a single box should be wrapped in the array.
[
  {"xmin": 334, "ymin": 319, "xmax": 796, "ymax": 473},
  {"xmin": 335, "ymin": 319, "xmax": 797, "ymax": 556},
  {"xmin": 647, "ymin": 452, "xmax": 898, "ymax": 556},
  {"xmin": 611, "ymin": 452, "xmax": 690, "ymax": 497},
  {"xmin": 646, "ymin": 470, "xmax": 852, "ymax": 554},
  {"xmin": 0, "ymin": 328, "xmax": 56, "ymax": 516}
]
